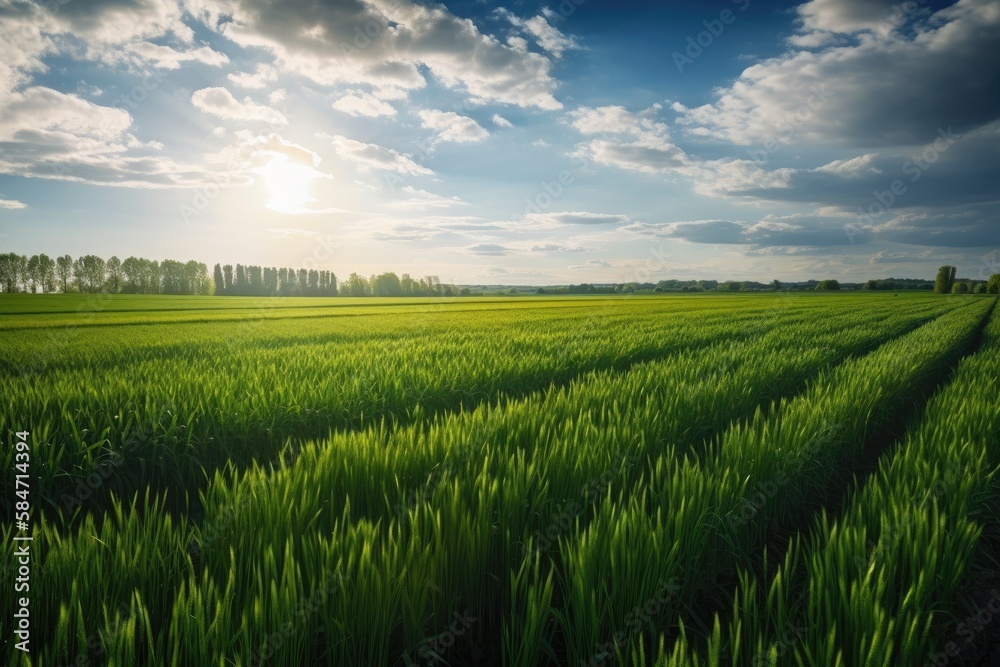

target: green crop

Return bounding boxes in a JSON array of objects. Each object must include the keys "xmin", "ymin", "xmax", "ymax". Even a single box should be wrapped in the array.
[{"xmin": 1, "ymin": 292, "xmax": 995, "ymax": 667}]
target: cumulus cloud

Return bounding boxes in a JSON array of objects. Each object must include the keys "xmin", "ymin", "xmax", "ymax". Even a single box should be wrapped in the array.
[
  {"xmin": 117, "ymin": 41, "xmax": 229, "ymax": 69},
  {"xmin": 332, "ymin": 91, "xmax": 397, "ymax": 117},
  {"xmin": 228, "ymin": 64, "xmax": 278, "ymax": 89},
  {"xmin": 418, "ymin": 110, "xmax": 489, "ymax": 143},
  {"xmin": 529, "ymin": 243, "xmax": 586, "ymax": 253},
  {"xmin": 492, "ymin": 114, "xmax": 513, "ymax": 128},
  {"xmin": 188, "ymin": 0, "xmax": 562, "ymax": 109},
  {"xmin": 568, "ymin": 105, "xmax": 687, "ymax": 174},
  {"xmin": 674, "ymin": 0, "xmax": 1000, "ymax": 147},
  {"xmin": 0, "ymin": 199, "xmax": 27, "ymax": 210},
  {"xmin": 465, "ymin": 243, "xmax": 513, "ymax": 256},
  {"xmin": 795, "ymin": 0, "xmax": 921, "ymax": 36},
  {"xmin": 622, "ymin": 220, "xmax": 749, "ymax": 244},
  {"xmin": 0, "ymin": 85, "xmax": 227, "ymax": 189},
  {"xmin": 570, "ymin": 259, "xmax": 613, "ymax": 269},
  {"xmin": 525, "ymin": 211, "xmax": 631, "ymax": 226},
  {"xmin": 322, "ymin": 134, "xmax": 432, "ymax": 175},
  {"xmin": 206, "ymin": 132, "xmax": 322, "ymax": 169},
  {"xmin": 192, "ymin": 87, "xmax": 287, "ymax": 126},
  {"xmin": 499, "ymin": 10, "xmax": 580, "ymax": 57},
  {"xmin": 384, "ymin": 186, "xmax": 466, "ymax": 211}
]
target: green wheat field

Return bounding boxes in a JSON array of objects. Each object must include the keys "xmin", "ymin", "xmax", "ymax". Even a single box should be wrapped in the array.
[{"xmin": 2, "ymin": 292, "xmax": 999, "ymax": 666}]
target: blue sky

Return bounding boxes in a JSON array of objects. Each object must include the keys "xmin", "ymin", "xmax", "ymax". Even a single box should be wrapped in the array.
[{"xmin": 0, "ymin": 0, "xmax": 997, "ymax": 284}]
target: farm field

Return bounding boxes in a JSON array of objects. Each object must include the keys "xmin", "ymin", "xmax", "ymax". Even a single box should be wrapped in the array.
[{"xmin": 2, "ymin": 292, "xmax": 998, "ymax": 666}]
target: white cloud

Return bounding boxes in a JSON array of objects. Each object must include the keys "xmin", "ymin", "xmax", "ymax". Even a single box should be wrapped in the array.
[
  {"xmin": 0, "ymin": 3, "xmax": 55, "ymax": 97},
  {"xmin": 228, "ymin": 64, "xmax": 278, "ymax": 89},
  {"xmin": 75, "ymin": 81, "xmax": 103, "ymax": 98},
  {"xmin": 796, "ymin": 0, "xmax": 913, "ymax": 36},
  {"xmin": 384, "ymin": 186, "xmax": 466, "ymax": 211},
  {"xmin": 567, "ymin": 104, "xmax": 687, "ymax": 174},
  {"xmin": 191, "ymin": 0, "xmax": 562, "ymax": 109},
  {"xmin": 0, "ymin": 86, "xmax": 246, "ymax": 190},
  {"xmin": 525, "ymin": 211, "xmax": 631, "ymax": 226},
  {"xmin": 45, "ymin": 0, "xmax": 192, "ymax": 47},
  {"xmin": 191, "ymin": 87, "xmax": 288, "ymax": 126},
  {"xmin": 570, "ymin": 259, "xmax": 613, "ymax": 269},
  {"xmin": 0, "ymin": 199, "xmax": 27, "ymax": 210},
  {"xmin": 323, "ymin": 134, "xmax": 433, "ymax": 175},
  {"xmin": 464, "ymin": 243, "xmax": 513, "ymax": 256},
  {"xmin": 117, "ymin": 41, "xmax": 229, "ymax": 69},
  {"xmin": 675, "ymin": 0, "xmax": 1000, "ymax": 147},
  {"xmin": 418, "ymin": 110, "xmax": 489, "ymax": 143},
  {"xmin": 492, "ymin": 114, "xmax": 513, "ymax": 128},
  {"xmin": 332, "ymin": 91, "xmax": 397, "ymax": 117},
  {"xmin": 499, "ymin": 10, "xmax": 580, "ymax": 57}
]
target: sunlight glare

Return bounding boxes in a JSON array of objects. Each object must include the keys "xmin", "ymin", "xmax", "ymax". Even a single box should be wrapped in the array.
[{"xmin": 256, "ymin": 155, "xmax": 318, "ymax": 214}]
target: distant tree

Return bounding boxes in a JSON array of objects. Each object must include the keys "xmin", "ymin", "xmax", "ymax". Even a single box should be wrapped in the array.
[
  {"xmin": 105, "ymin": 256, "xmax": 123, "ymax": 293},
  {"xmin": 185, "ymin": 260, "xmax": 212, "ymax": 295},
  {"xmin": 54, "ymin": 255, "xmax": 72, "ymax": 292},
  {"xmin": 160, "ymin": 259, "xmax": 185, "ymax": 294},
  {"xmin": 143, "ymin": 259, "xmax": 161, "ymax": 294},
  {"xmin": 816, "ymin": 279, "xmax": 841, "ymax": 291},
  {"xmin": 952, "ymin": 281, "xmax": 969, "ymax": 294},
  {"xmin": 460, "ymin": 287, "xmax": 472, "ymax": 296},
  {"xmin": 122, "ymin": 257, "xmax": 142, "ymax": 293},
  {"xmin": 400, "ymin": 273, "xmax": 417, "ymax": 296},
  {"xmin": 72, "ymin": 255, "xmax": 105, "ymax": 293},
  {"xmin": 934, "ymin": 265, "xmax": 956, "ymax": 294},
  {"xmin": 248, "ymin": 265, "xmax": 263, "ymax": 294},
  {"xmin": 771, "ymin": 279, "xmax": 782, "ymax": 291},
  {"xmin": 213, "ymin": 264, "xmax": 224, "ymax": 294},
  {"xmin": 38, "ymin": 254, "xmax": 56, "ymax": 293},
  {"xmin": 974, "ymin": 283, "xmax": 986, "ymax": 294},
  {"xmin": 988, "ymin": 274, "xmax": 1000, "ymax": 294},
  {"xmin": 0, "ymin": 253, "xmax": 26, "ymax": 292},
  {"xmin": 346, "ymin": 272, "xmax": 369, "ymax": 297},
  {"xmin": 372, "ymin": 272, "xmax": 402, "ymax": 297},
  {"xmin": 26, "ymin": 255, "xmax": 41, "ymax": 293},
  {"xmin": 235, "ymin": 264, "xmax": 246, "ymax": 295}
]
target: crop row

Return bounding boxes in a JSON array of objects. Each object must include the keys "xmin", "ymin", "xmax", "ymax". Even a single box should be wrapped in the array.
[
  {"xmin": 7, "ymin": 297, "xmax": 974, "ymax": 665},
  {"xmin": 650, "ymin": 301, "xmax": 1000, "ymax": 666},
  {"xmin": 1, "ymin": 296, "xmax": 869, "ymax": 525},
  {"xmin": 520, "ymin": 298, "xmax": 992, "ymax": 666}
]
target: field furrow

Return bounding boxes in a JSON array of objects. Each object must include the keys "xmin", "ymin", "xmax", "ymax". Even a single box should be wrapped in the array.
[
  {"xmin": 4, "ymin": 298, "xmax": 810, "ymax": 527},
  {"xmin": 532, "ymin": 298, "xmax": 992, "ymax": 667},
  {"xmin": 7, "ymin": 297, "xmax": 965, "ymax": 666},
  {"xmin": 649, "ymin": 302, "xmax": 1000, "ymax": 667}
]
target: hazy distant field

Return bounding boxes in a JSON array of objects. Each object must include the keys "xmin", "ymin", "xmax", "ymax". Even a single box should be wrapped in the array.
[{"xmin": 3, "ymin": 293, "xmax": 998, "ymax": 666}]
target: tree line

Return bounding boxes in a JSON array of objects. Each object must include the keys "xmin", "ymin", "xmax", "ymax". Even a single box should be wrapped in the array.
[
  {"xmin": 210, "ymin": 265, "xmax": 467, "ymax": 297},
  {"xmin": 4, "ymin": 253, "xmax": 997, "ymax": 298},
  {"xmin": 0, "ymin": 253, "xmax": 212, "ymax": 295},
  {"xmin": 213, "ymin": 264, "xmax": 338, "ymax": 296},
  {"xmin": 934, "ymin": 265, "xmax": 999, "ymax": 294}
]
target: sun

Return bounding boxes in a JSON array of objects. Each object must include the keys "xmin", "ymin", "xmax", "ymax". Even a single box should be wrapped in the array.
[{"xmin": 255, "ymin": 154, "xmax": 318, "ymax": 214}]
